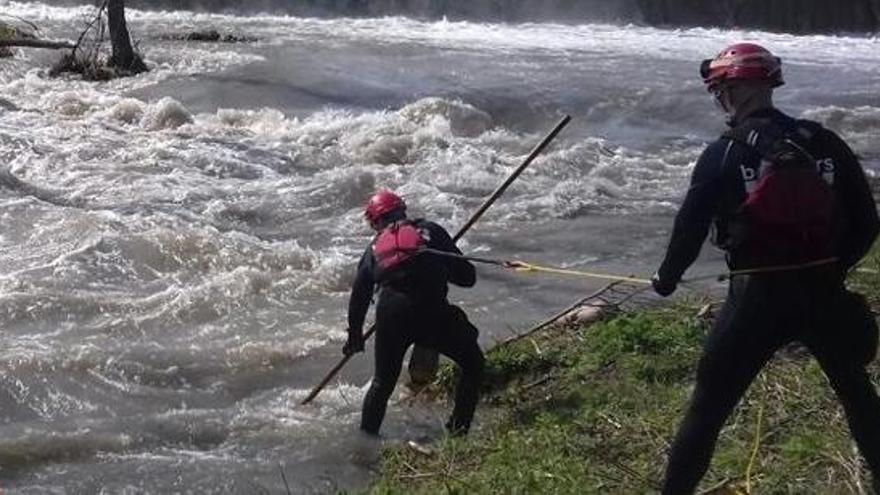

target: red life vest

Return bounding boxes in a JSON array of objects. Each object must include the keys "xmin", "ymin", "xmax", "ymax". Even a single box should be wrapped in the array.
[
  {"xmin": 727, "ymin": 121, "xmax": 839, "ymax": 267},
  {"xmin": 372, "ymin": 221, "xmax": 429, "ymax": 271}
]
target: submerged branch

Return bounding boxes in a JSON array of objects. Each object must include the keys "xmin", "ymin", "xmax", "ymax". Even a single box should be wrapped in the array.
[{"xmin": 0, "ymin": 38, "xmax": 75, "ymax": 50}]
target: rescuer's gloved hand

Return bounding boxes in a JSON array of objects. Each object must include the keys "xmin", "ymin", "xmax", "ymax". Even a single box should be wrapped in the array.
[
  {"xmin": 343, "ymin": 330, "xmax": 365, "ymax": 356},
  {"xmin": 652, "ymin": 272, "xmax": 677, "ymax": 297}
]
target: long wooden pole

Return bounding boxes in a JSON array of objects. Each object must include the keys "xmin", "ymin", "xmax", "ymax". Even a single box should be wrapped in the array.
[
  {"xmin": 451, "ymin": 115, "xmax": 571, "ymax": 241},
  {"xmin": 300, "ymin": 115, "xmax": 572, "ymax": 406}
]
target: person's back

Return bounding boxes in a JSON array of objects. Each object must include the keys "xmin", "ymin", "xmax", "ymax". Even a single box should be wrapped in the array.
[
  {"xmin": 703, "ymin": 109, "xmax": 875, "ymax": 271},
  {"xmin": 372, "ymin": 218, "xmax": 476, "ymax": 305},
  {"xmin": 656, "ymin": 113, "xmax": 877, "ymax": 289},
  {"xmin": 652, "ymin": 43, "xmax": 880, "ymax": 494},
  {"xmin": 344, "ymin": 191, "xmax": 484, "ymax": 436}
]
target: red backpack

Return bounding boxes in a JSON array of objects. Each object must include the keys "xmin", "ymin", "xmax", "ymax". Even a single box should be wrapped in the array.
[
  {"xmin": 727, "ymin": 120, "xmax": 839, "ymax": 267},
  {"xmin": 372, "ymin": 220, "xmax": 429, "ymax": 272}
]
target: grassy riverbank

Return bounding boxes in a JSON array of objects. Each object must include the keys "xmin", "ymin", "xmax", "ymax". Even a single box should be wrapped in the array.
[{"xmin": 371, "ymin": 244, "xmax": 880, "ymax": 494}]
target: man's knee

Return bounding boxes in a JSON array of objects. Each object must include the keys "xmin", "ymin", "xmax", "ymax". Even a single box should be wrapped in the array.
[
  {"xmin": 448, "ymin": 305, "xmax": 479, "ymax": 341},
  {"xmin": 465, "ymin": 349, "xmax": 485, "ymax": 378},
  {"xmin": 695, "ymin": 350, "xmax": 730, "ymax": 387},
  {"xmin": 826, "ymin": 367, "xmax": 877, "ymax": 405},
  {"xmin": 689, "ymin": 355, "xmax": 749, "ymax": 421}
]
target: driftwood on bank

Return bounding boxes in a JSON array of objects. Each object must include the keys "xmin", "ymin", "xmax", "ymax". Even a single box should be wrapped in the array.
[{"xmin": 0, "ymin": 38, "xmax": 75, "ymax": 50}]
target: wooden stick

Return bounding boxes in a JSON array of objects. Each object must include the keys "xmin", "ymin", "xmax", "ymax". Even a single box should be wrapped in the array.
[
  {"xmin": 452, "ymin": 115, "xmax": 572, "ymax": 242},
  {"xmin": 299, "ymin": 115, "xmax": 572, "ymax": 406},
  {"xmin": 501, "ymin": 281, "xmax": 619, "ymax": 345},
  {"xmin": 0, "ymin": 38, "xmax": 76, "ymax": 50}
]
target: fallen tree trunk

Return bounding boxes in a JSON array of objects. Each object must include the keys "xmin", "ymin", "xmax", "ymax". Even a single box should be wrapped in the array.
[{"xmin": 0, "ymin": 38, "xmax": 75, "ymax": 50}]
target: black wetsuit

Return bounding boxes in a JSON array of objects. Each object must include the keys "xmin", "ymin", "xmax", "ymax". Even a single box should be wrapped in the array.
[
  {"xmin": 348, "ymin": 219, "xmax": 485, "ymax": 435},
  {"xmin": 657, "ymin": 109, "xmax": 880, "ymax": 494}
]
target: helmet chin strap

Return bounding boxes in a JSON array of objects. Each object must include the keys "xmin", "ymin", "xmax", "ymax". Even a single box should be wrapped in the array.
[
  {"xmin": 711, "ymin": 87, "xmax": 736, "ymax": 126},
  {"xmin": 713, "ymin": 91, "xmax": 732, "ymax": 114},
  {"xmin": 719, "ymin": 84, "xmax": 774, "ymax": 127}
]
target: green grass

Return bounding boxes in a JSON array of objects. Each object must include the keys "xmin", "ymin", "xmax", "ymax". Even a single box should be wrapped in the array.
[
  {"xmin": 851, "ymin": 241, "xmax": 880, "ymax": 309},
  {"xmin": 370, "ymin": 242, "xmax": 880, "ymax": 494}
]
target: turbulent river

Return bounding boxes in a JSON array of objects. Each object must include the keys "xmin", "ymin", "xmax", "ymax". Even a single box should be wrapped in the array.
[{"xmin": 0, "ymin": 1, "xmax": 878, "ymax": 492}]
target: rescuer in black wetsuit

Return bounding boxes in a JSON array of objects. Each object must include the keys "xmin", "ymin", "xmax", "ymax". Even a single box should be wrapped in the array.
[
  {"xmin": 344, "ymin": 190, "xmax": 485, "ymax": 436},
  {"xmin": 652, "ymin": 43, "xmax": 880, "ymax": 493}
]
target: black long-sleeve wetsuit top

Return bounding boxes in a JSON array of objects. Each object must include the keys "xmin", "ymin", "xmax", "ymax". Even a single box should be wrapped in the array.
[
  {"xmin": 347, "ymin": 219, "xmax": 476, "ymax": 336},
  {"xmin": 657, "ymin": 108, "xmax": 880, "ymax": 284}
]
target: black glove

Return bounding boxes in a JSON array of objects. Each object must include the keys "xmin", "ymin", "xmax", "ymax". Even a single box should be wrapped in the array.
[
  {"xmin": 343, "ymin": 330, "xmax": 365, "ymax": 357},
  {"xmin": 652, "ymin": 272, "xmax": 677, "ymax": 297}
]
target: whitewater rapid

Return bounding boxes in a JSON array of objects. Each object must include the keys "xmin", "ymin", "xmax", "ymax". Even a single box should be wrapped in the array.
[{"xmin": 0, "ymin": 1, "xmax": 878, "ymax": 491}]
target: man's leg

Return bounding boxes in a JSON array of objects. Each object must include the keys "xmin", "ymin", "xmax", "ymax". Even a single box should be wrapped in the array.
[
  {"xmin": 663, "ymin": 278, "xmax": 785, "ymax": 494},
  {"xmin": 806, "ymin": 289, "xmax": 880, "ymax": 477},
  {"xmin": 361, "ymin": 300, "xmax": 412, "ymax": 434},
  {"xmin": 424, "ymin": 305, "xmax": 485, "ymax": 435},
  {"xmin": 816, "ymin": 358, "xmax": 880, "ymax": 476}
]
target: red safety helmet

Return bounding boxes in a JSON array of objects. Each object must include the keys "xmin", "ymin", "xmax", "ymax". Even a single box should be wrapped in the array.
[
  {"xmin": 700, "ymin": 43, "xmax": 784, "ymax": 92},
  {"xmin": 364, "ymin": 190, "xmax": 406, "ymax": 224}
]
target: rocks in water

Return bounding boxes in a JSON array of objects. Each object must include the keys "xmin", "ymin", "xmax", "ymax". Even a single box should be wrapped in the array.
[
  {"xmin": 49, "ymin": 53, "xmax": 119, "ymax": 81},
  {"xmin": 163, "ymin": 29, "xmax": 258, "ymax": 43}
]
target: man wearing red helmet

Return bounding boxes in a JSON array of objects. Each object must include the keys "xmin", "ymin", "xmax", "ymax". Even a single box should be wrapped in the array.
[
  {"xmin": 653, "ymin": 43, "xmax": 880, "ymax": 492},
  {"xmin": 345, "ymin": 190, "xmax": 485, "ymax": 436}
]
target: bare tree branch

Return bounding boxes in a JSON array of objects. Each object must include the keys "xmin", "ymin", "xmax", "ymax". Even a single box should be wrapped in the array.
[
  {"xmin": 0, "ymin": 14, "xmax": 40, "ymax": 34},
  {"xmin": 73, "ymin": 0, "xmax": 108, "ymax": 57}
]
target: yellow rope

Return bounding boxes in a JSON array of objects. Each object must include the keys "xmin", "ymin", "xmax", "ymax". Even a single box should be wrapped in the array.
[
  {"xmin": 498, "ymin": 257, "xmax": 838, "ymax": 289},
  {"xmin": 506, "ymin": 261, "xmax": 653, "ymax": 285}
]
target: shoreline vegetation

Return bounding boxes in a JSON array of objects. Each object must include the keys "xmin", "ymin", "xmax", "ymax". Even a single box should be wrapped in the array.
[{"xmin": 370, "ymin": 241, "xmax": 880, "ymax": 494}]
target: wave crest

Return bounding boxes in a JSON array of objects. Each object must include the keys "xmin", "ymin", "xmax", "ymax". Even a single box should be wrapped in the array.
[{"xmin": 143, "ymin": 97, "xmax": 194, "ymax": 130}]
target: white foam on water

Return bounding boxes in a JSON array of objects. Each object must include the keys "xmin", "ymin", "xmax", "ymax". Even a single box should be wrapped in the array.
[
  {"xmin": 0, "ymin": 42, "xmax": 262, "ymax": 115},
  {"xmin": 802, "ymin": 106, "xmax": 880, "ymax": 158},
  {"xmin": 142, "ymin": 96, "xmax": 194, "ymax": 130},
  {"xmin": 106, "ymin": 7, "xmax": 880, "ymax": 70},
  {"xmin": 0, "ymin": 1, "xmax": 96, "ymax": 22},
  {"xmin": 106, "ymin": 98, "xmax": 147, "ymax": 125},
  {"xmin": 0, "ymin": 426, "xmax": 134, "ymax": 465},
  {"xmin": 224, "ymin": 383, "xmax": 370, "ymax": 450}
]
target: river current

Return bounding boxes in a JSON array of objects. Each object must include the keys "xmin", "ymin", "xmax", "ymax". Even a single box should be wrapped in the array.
[{"xmin": 0, "ymin": 2, "xmax": 878, "ymax": 492}]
